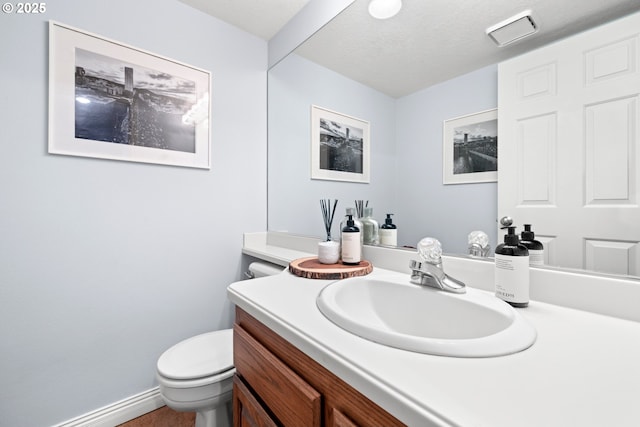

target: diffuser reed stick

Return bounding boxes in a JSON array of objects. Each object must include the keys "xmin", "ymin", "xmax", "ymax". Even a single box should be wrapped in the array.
[
  {"xmin": 320, "ymin": 199, "xmax": 338, "ymax": 241},
  {"xmin": 354, "ymin": 200, "xmax": 369, "ymax": 218}
]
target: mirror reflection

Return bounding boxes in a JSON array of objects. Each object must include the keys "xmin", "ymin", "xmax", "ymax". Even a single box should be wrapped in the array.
[{"xmin": 268, "ymin": 0, "xmax": 640, "ymax": 278}]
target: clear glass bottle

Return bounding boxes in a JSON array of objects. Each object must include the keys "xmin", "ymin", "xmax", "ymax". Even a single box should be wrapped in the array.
[{"xmin": 360, "ymin": 207, "xmax": 379, "ymax": 245}]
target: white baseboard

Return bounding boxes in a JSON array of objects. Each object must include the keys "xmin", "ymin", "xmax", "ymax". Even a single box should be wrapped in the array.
[{"xmin": 53, "ymin": 387, "xmax": 165, "ymax": 427}]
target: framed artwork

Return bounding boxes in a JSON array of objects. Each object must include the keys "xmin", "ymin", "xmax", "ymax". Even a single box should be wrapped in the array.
[
  {"xmin": 443, "ymin": 108, "xmax": 498, "ymax": 184},
  {"xmin": 48, "ymin": 21, "xmax": 211, "ymax": 169},
  {"xmin": 311, "ymin": 105, "xmax": 370, "ymax": 183}
]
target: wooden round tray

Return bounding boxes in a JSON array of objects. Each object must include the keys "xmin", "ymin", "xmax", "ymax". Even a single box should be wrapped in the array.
[{"xmin": 289, "ymin": 257, "xmax": 372, "ymax": 280}]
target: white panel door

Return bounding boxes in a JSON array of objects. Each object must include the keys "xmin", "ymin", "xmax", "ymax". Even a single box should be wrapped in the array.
[{"xmin": 498, "ymin": 12, "xmax": 640, "ymax": 276}]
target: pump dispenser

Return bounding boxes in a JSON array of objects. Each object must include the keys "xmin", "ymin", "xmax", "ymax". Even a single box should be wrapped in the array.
[
  {"xmin": 379, "ymin": 214, "xmax": 397, "ymax": 246},
  {"xmin": 340, "ymin": 207, "xmax": 363, "ymax": 248},
  {"xmin": 341, "ymin": 214, "xmax": 361, "ymax": 265},
  {"xmin": 520, "ymin": 224, "xmax": 544, "ymax": 266},
  {"xmin": 494, "ymin": 226, "xmax": 530, "ymax": 307}
]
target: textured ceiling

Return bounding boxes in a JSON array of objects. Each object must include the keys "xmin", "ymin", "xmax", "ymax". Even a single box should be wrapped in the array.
[
  {"xmin": 180, "ymin": 0, "xmax": 640, "ymax": 98},
  {"xmin": 178, "ymin": 0, "xmax": 311, "ymax": 40},
  {"xmin": 296, "ymin": 0, "xmax": 640, "ymax": 97}
]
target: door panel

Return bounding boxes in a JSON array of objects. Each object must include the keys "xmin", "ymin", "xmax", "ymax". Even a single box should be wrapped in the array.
[{"xmin": 498, "ymin": 12, "xmax": 640, "ymax": 275}]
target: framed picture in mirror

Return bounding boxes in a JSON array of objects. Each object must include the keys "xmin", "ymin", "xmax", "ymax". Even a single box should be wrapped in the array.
[
  {"xmin": 311, "ymin": 105, "xmax": 370, "ymax": 183},
  {"xmin": 48, "ymin": 21, "xmax": 211, "ymax": 169},
  {"xmin": 443, "ymin": 108, "xmax": 498, "ymax": 184}
]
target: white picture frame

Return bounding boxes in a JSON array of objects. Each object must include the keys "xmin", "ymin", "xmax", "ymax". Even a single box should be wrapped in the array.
[
  {"xmin": 443, "ymin": 108, "xmax": 498, "ymax": 184},
  {"xmin": 311, "ymin": 105, "xmax": 370, "ymax": 183},
  {"xmin": 48, "ymin": 21, "xmax": 211, "ymax": 169}
]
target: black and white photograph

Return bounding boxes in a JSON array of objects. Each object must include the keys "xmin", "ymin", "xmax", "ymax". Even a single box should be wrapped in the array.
[
  {"xmin": 75, "ymin": 49, "xmax": 197, "ymax": 153},
  {"xmin": 319, "ymin": 117, "xmax": 363, "ymax": 173},
  {"xmin": 443, "ymin": 109, "xmax": 498, "ymax": 184},
  {"xmin": 453, "ymin": 118, "xmax": 497, "ymax": 174},
  {"xmin": 49, "ymin": 21, "xmax": 211, "ymax": 169},
  {"xmin": 311, "ymin": 105, "xmax": 370, "ymax": 183}
]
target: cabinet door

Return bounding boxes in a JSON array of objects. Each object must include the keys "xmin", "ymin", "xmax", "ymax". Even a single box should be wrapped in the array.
[
  {"xmin": 234, "ymin": 324, "xmax": 322, "ymax": 427},
  {"xmin": 331, "ymin": 408, "xmax": 359, "ymax": 427},
  {"xmin": 235, "ymin": 308, "xmax": 406, "ymax": 427},
  {"xmin": 233, "ymin": 375, "xmax": 278, "ymax": 427}
]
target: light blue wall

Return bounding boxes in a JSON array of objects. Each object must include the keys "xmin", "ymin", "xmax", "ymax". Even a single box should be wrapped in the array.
[
  {"xmin": 268, "ymin": 56, "xmax": 497, "ymax": 251},
  {"xmin": 396, "ymin": 65, "xmax": 498, "ymax": 252},
  {"xmin": 268, "ymin": 53, "xmax": 397, "ymax": 239},
  {"xmin": 0, "ymin": 1, "xmax": 267, "ymax": 426}
]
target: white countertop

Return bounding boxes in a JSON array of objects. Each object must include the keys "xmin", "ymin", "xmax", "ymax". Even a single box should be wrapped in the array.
[{"xmin": 228, "ymin": 267, "xmax": 640, "ymax": 427}]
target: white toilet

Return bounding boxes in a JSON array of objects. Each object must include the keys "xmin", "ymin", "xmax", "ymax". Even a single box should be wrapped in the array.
[
  {"xmin": 156, "ymin": 262, "xmax": 283, "ymax": 427},
  {"xmin": 156, "ymin": 329, "xmax": 235, "ymax": 427}
]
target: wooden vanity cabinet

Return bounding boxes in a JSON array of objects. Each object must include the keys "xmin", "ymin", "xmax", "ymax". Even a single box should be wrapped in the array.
[
  {"xmin": 233, "ymin": 307, "xmax": 406, "ymax": 427},
  {"xmin": 233, "ymin": 375, "xmax": 278, "ymax": 427}
]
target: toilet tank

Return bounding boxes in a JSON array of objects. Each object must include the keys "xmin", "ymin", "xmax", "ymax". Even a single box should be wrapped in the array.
[{"xmin": 248, "ymin": 261, "xmax": 284, "ymax": 278}]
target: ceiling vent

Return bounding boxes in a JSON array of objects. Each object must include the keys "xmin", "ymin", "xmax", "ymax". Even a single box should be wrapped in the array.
[{"xmin": 486, "ymin": 10, "xmax": 537, "ymax": 47}]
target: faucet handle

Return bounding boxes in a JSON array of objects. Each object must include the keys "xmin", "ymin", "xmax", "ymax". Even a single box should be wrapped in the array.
[
  {"xmin": 468, "ymin": 230, "xmax": 491, "ymax": 257},
  {"xmin": 417, "ymin": 237, "xmax": 442, "ymax": 264},
  {"xmin": 411, "ymin": 238, "xmax": 466, "ymax": 294}
]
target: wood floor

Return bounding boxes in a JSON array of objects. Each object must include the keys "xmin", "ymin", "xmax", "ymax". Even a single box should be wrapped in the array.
[{"xmin": 117, "ymin": 406, "xmax": 195, "ymax": 427}]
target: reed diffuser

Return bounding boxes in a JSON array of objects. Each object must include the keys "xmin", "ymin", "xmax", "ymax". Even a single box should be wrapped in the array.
[
  {"xmin": 320, "ymin": 199, "xmax": 338, "ymax": 241},
  {"xmin": 354, "ymin": 200, "xmax": 369, "ymax": 219},
  {"xmin": 318, "ymin": 199, "xmax": 340, "ymax": 264}
]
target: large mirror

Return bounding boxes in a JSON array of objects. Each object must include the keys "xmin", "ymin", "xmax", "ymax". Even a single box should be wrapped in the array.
[{"xmin": 268, "ymin": 0, "xmax": 640, "ymax": 278}]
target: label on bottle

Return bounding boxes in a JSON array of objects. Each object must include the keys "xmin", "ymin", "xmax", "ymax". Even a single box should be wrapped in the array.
[
  {"xmin": 341, "ymin": 232, "xmax": 361, "ymax": 263},
  {"xmin": 528, "ymin": 249, "xmax": 544, "ymax": 266},
  {"xmin": 379, "ymin": 228, "xmax": 397, "ymax": 246},
  {"xmin": 495, "ymin": 254, "xmax": 529, "ymax": 304}
]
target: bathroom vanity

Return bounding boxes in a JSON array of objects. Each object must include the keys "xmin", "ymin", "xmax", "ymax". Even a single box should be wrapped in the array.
[
  {"xmin": 228, "ymin": 232, "xmax": 640, "ymax": 427},
  {"xmin": 233, "ymin": 307, "xmax": 403, "ymax": 426}
]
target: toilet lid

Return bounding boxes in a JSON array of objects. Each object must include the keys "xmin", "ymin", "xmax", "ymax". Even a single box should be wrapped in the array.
[{"xmin": 157, "ymin": 329, "xmax": 233, "ymax": 380}]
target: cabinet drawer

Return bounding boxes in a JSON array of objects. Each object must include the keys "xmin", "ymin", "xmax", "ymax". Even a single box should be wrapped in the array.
[
  {"xmin": 233, "ymin": 375, "xmax": 278, "ymax": 427},
  {"xmin": 234, "ymin": 324, "xmax": 322, "ymax": 427},
  {"xmin": 331, "ymin": 408, "xmax": 359, "ymax": 427}
]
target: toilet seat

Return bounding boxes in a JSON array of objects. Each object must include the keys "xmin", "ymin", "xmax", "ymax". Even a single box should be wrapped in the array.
[{"xmin": 157, "ymin": 329, "xmax": 233, "ymax": 380}]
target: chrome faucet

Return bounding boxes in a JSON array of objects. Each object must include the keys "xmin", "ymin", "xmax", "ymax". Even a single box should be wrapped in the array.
[
  {"xmin": 409, "ymin": 238, "xmax": 466, "ymax": 293},
  {"xmin": 468, "ymin": 230, "xmax": 491, "ymax": 257}
]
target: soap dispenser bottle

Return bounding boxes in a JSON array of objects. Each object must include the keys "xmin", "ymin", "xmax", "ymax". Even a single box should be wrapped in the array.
[
  {"xmin": 340, "ymin": 207, "xmax": 363, "ymax": 247},
  {"xmin": 379, "ymin": 214, "xmax": 397, "ymax": 246},
  {"xmin": 360, "ymin": 207, "xmax": 379, "ymax": 245},
  {"xmin": 494, "ymin": 226, "xmax": 530, "ymax": 307},
  {"xmin": 520, "ymin": 224, "xmax": 544, "ymax": 266},
  {"xmin": 341, "ymin": 214, "xmax": 361, "ymax": 265}
]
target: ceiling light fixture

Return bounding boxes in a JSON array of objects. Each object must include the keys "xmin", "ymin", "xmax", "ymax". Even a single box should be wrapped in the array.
[
  {"xmin": 486, "ymin": 10, "xmax": 537, "ymax": 47},
  {"xmin": 368, "ymin": 0, "xmax": 402, "ymax": 20}
]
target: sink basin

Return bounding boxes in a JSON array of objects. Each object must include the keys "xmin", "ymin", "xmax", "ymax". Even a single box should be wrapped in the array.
[{"xmin": 316, "ymin": 275, "xmax": 536, "ymax": 357}]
